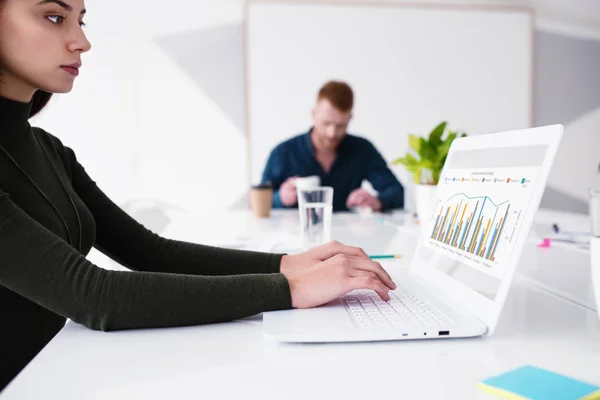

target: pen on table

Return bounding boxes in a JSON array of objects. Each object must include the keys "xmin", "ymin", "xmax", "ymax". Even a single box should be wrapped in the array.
[
  {"xmin": 552, "ymin": 223, "xmax": 589, "ymax": 237},
  {"xmin": 369, "ymin": 254, "xmax": 402, "ymax": 259}
]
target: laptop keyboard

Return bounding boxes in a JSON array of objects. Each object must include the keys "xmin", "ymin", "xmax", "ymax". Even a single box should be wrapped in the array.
[{"xmin": 342, "ymin": 286, "xmax": 452, "ymax": 329}]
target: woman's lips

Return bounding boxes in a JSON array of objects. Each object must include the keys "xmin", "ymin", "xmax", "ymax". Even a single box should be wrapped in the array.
[{"xmin": 61, "ymin": 66, "xmax": 80, "ymax": 76}]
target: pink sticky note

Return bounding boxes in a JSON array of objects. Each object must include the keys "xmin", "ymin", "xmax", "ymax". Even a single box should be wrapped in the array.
[{"xmin": 538, "ymin": 238, "xmax": 551, "ymax": 248}]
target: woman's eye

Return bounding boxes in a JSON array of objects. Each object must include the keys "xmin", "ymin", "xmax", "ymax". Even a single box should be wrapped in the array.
[{"xmin": 46, "ymin": 15, "xmax": 65, "ymax": 24}]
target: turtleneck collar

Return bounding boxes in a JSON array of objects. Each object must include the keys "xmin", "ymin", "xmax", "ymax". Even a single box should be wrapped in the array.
[{"xmin": 0, "ymin": 95, "xmax": 34, "ymax": 136}]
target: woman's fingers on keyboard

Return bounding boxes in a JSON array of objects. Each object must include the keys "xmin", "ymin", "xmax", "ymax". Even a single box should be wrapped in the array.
[
  {"xmin": 348, "ymin": 275, "xmax": 391, "ymax": 301},
  {"xmin": 345, "ymin": 257, "xmax": 396, "ymax": 290}
]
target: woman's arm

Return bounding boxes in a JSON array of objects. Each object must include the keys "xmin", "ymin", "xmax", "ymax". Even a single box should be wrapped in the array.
[{"xmin": 0, "ymin": 190, "xmax": 291, "ymax": 331}]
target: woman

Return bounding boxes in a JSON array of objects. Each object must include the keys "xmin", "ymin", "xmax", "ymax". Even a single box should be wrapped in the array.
[{"xmin": 0, "ymin": 0, "xmax": 396, "ymax": 390}]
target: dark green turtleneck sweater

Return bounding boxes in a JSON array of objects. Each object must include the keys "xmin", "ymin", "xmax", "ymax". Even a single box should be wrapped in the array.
[{"xmin": 0, "ymin": 95, "xmax": 292, "ymax": 391}]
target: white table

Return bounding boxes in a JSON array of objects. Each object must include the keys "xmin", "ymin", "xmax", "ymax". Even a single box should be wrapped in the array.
[
  {"xmin": 521, "ymin": 209, "xmax": 595, "ymax": 311},
  {"xmin": 3, "ymin": 210, "xmax": 599, "ymax": 399}
]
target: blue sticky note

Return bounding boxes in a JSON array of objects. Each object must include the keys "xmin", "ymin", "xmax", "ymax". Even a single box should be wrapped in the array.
[{"xmin": 479, "ymin": 365, "xmax": 600, "ymax": 400}]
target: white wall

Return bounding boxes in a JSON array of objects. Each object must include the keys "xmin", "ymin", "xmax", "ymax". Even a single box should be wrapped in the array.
[
  {"xmin": 247, "ymin": 2, "xmax": 533, "ymax": 216},
  {"xmin": 29, "ymin": 0, "xmax": 600, "ymax": 222},
  {"xmin": 534, "ymin": 31, "xmax": 600, "ymax": 213},
  {"xmin": 546, "ymin": 108, "xmax": 600, "ymax": 203},
  {"xmin": 31, "ymin": 28, "xmax": 141, "ymax": 205},
  {"xmin": 31, "ymin": 0, "xmax": 249, "ymax": 215}
]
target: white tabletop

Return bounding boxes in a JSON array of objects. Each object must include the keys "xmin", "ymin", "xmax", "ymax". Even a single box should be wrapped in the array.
[{"xmin": 3, "ymin": 209, "xmax": 599, "ymax": 399}]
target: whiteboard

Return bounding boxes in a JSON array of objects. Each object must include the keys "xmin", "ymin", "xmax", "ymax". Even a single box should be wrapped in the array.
[{"xmin": 246, "ymin": 1, "xmax": 533, "ymax": 204}]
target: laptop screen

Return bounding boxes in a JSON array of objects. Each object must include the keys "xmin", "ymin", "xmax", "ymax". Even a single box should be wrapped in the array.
[{"xmin": 413, "ymin": 144, "xmax": 550, "ymax": 301}]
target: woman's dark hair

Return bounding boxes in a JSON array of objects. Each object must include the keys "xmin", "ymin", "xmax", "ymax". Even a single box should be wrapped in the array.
[{"xmin": 0, "ymin": 0, "xmax": 52, "ymax": 118}]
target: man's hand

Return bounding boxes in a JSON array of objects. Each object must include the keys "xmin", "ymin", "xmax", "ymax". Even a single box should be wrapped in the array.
[
  {"xmin": 280, "ymin": 240, "xmax": 370, "ymax": 277},
  {"xmin": 279, "ymin": 176, "xmax": 299, "ymax": 206},
  {"xmin": 346, "ymin": 188, "xmax": 382, "ymax": 211}
]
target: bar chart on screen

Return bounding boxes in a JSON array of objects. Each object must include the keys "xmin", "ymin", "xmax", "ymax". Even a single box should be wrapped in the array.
[{"xmin": 425, "ymin": 168, "xmax": 539, "ymax": 278}]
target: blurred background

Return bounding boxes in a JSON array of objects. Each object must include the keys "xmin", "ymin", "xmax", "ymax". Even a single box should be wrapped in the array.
[{"xmin": 29, "ymin": 0, "xmax": 600, "ymax": 219}]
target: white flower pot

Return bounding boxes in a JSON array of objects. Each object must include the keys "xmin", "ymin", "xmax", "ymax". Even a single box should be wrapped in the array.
[{"xmin": 415, "ymin": 184, "xmax": 438, "ymax": 224}]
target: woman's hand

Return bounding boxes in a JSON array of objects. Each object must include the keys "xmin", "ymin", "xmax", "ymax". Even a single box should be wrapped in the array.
[
  {"xmin": 279, "ymin": 240, "xmax": 370, "ymax": 277},
  {"xmin": 286, "ymin": 254, "xmax": 397, "ymax": 308}
]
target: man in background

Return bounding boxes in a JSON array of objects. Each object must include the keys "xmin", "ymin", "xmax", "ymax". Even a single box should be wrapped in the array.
[{"xmin": 261, "ymin": 81, "xmax": 404, "ymax": 212}]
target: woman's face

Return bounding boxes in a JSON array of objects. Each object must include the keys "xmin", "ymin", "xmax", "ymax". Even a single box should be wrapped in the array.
[{"xmin": 0, "ymin": 0, "xmax": 91, "ymax": 101}]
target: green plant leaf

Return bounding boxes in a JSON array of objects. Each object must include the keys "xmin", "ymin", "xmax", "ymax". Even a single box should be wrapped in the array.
[
  {"xmin": 435, "ymin": 140, "xmax": 452, "ymax": 167},
  {"xmin": 444, "ymin": 132, "xmax": 457, "ymax": 145},
  {"xmin": 408, "ymin": 134, "xmax": 421, "ymax": 154},
  {"xmin": 390, "ymin": 157, "xmax": 407, "ymax": 166},
  {"xmin": 405, "ymin": 153, "xmax": 419, "ymax": 164},
  {"xmin": 418, "ymin": 138, "xmax": 436, "ymax": 161},
  {"xmin": 432, "ymin": 169, "xmax": 441, "ymax": 185},
  {"xmin": 391, "ymin": 153, "xmax": 419, "ymax": 167},
  {"xmin": 437, "ymin": 140, "xmax": 451, "ymax": 157},
  {"xmin": 392, "ymin": 122, "xmax": 467, "ymax": 185},
  {"xmin": 421, "ymin": 160, "xmax": 435, "ymax": 170},
  {"xmin": 434, "ymin": 130, "xmax": 465, "ymax": 175},
  {"xmin": 406, "ymin": 164, "xmax": 419, "ymax": 173},
  {"xmin": 429, "ymin": 121, "xmax": 447, "ymax": 148}
]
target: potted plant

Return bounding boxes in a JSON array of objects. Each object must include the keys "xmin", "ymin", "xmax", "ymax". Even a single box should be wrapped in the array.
[{"xmin": 392, "ymin": 121, "xmax": 466, "ymax": 222}]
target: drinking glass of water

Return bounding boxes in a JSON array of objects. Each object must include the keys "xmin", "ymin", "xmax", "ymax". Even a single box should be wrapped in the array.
[{"xmin": 298, "ymin": 187, "xmax": 334, "ymax": 250}]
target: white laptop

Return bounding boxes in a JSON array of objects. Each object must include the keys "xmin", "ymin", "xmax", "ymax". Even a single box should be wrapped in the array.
[{"xmin": 263, "ymin": 125, "xmax": 563, "ymax": 342}]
